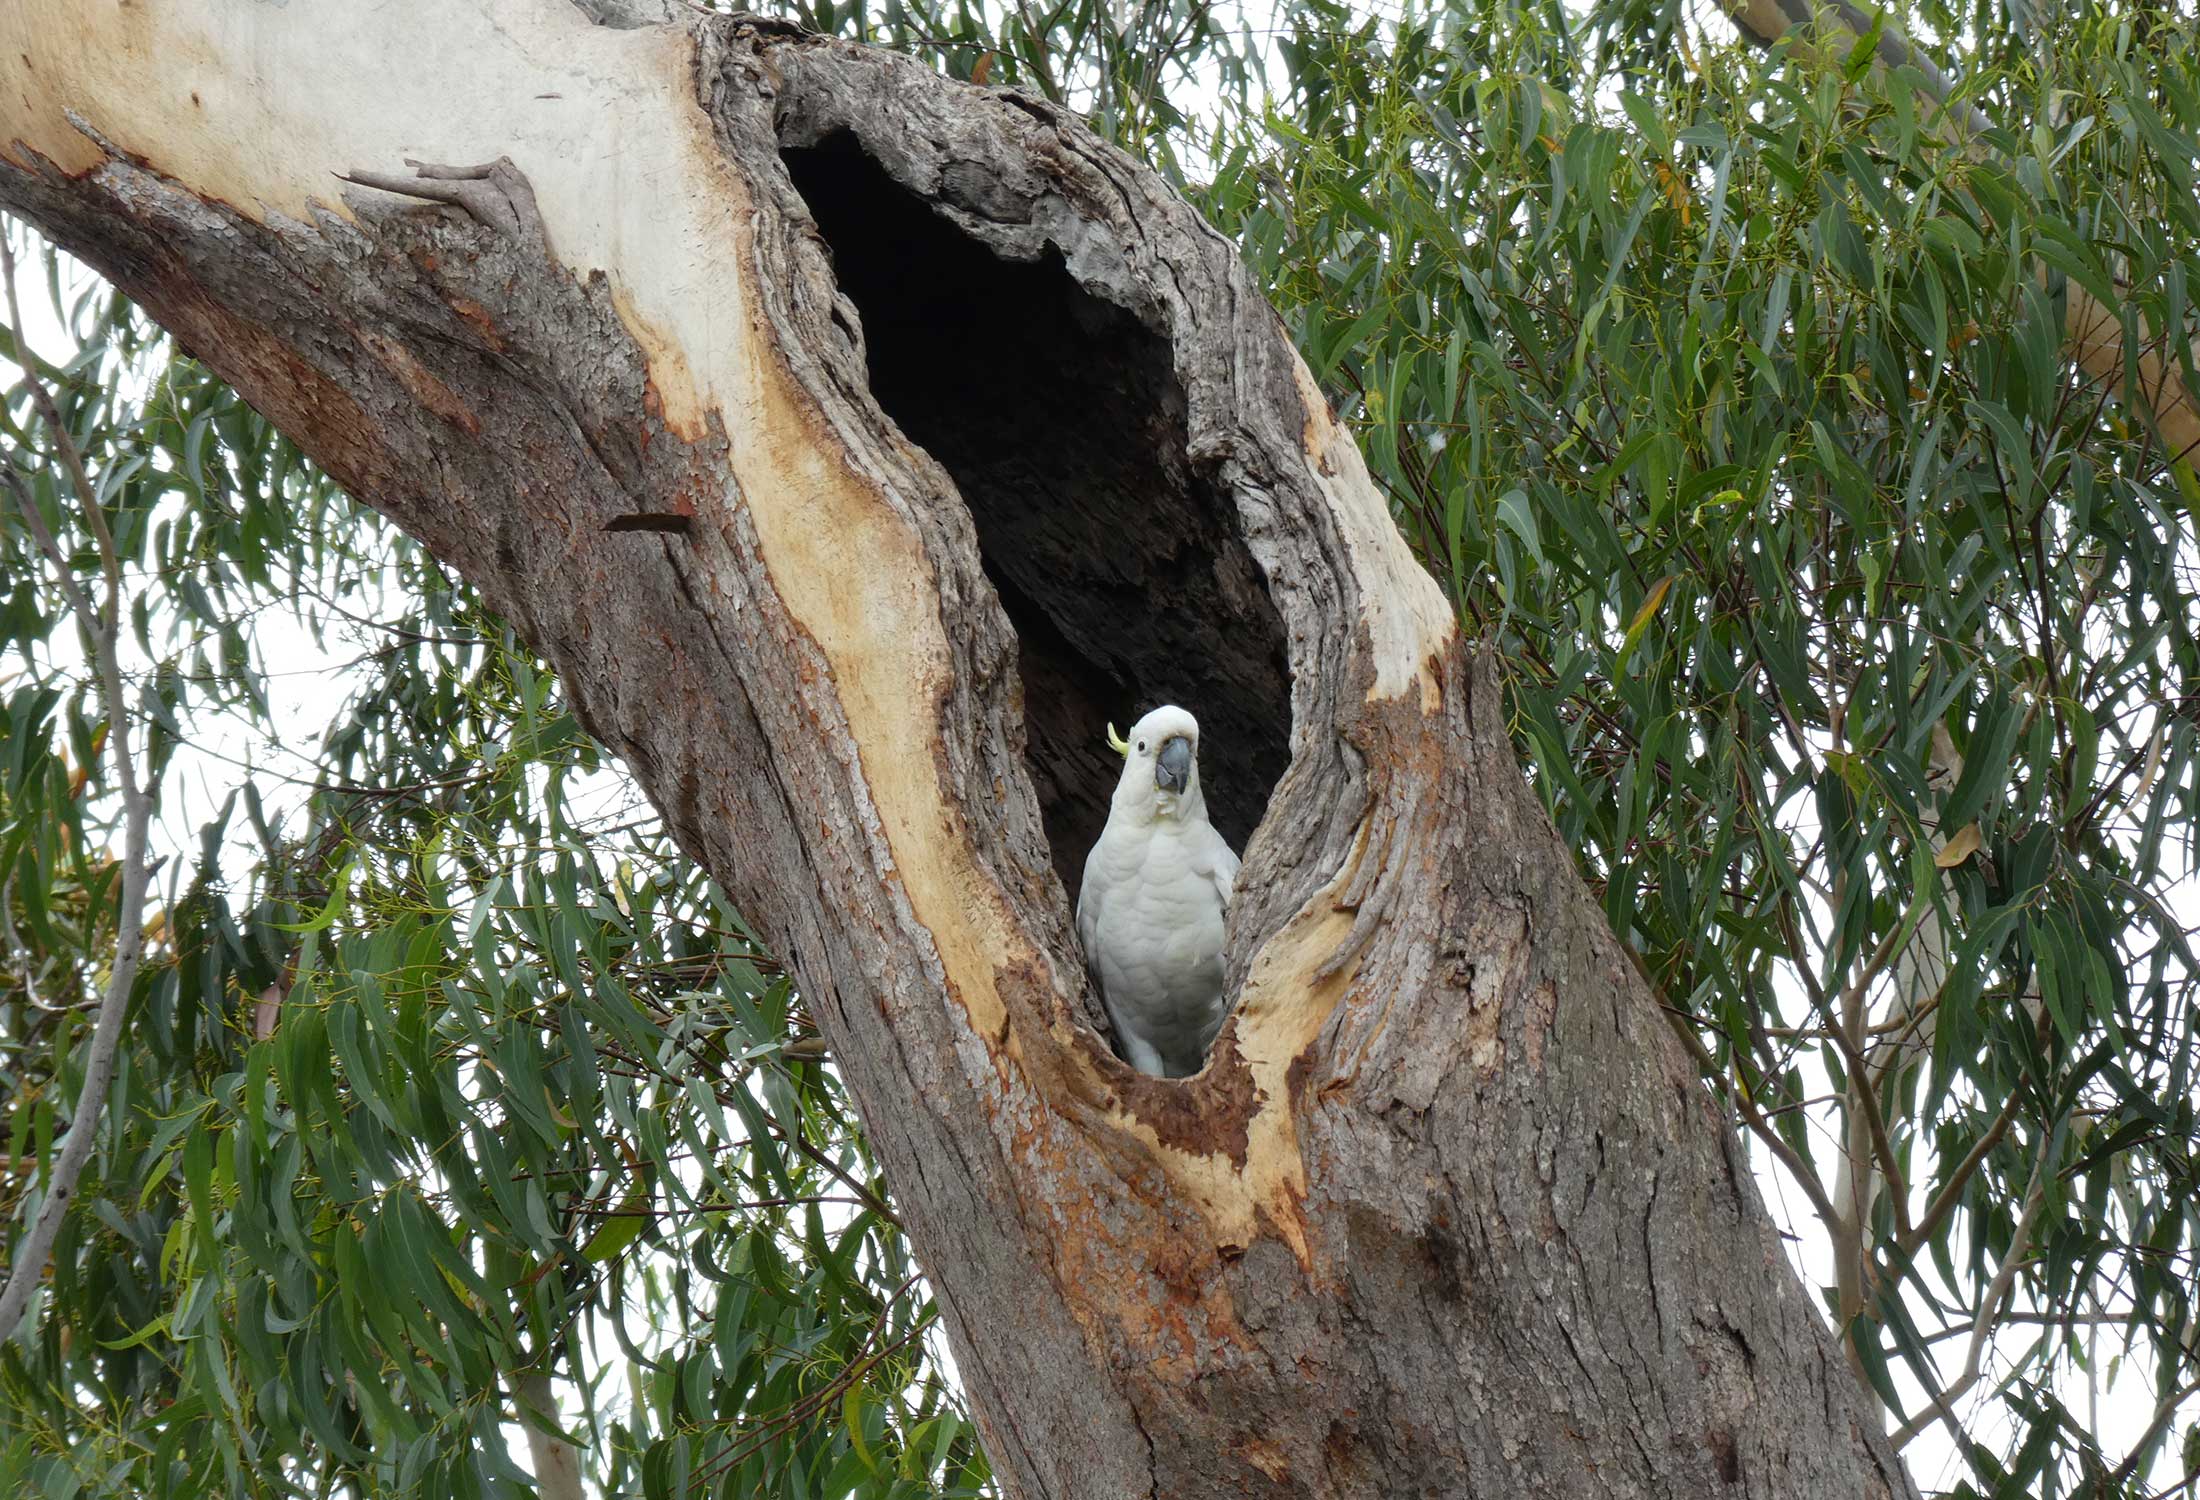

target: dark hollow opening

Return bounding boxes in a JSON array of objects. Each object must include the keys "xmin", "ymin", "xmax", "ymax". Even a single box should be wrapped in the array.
[{"xmin": 781, "ymin": 132, "xmax": 1292, "ymax": 902}]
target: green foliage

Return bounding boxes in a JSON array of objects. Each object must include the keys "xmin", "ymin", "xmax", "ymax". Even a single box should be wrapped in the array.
[
  {"xmin": 5, "ymin": 2, "xmax": 2200, "ymax": 1497},
  {"xmin": 1, "ymin": 247, "xmax": 982, "ymax": 1497},
  {"xmin": 1189, "ymin": 3, "xmax": 2200, "ymax": 1491}
]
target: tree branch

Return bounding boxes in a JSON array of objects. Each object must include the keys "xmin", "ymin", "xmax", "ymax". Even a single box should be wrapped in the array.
[
  {"xmin": 0, "ymin": 229, "xmax": 156, "ymax": 1338},
  {"xmin": 1896, "ymin": 1078, "xmax": 2025, "ymax": 1263},
  {"xmin": 511, "ymin": 1368, "xmax": 585, "ymax": 1500},
  {"xmin": 335, "ymin": 157, "xmax": 545, "ymax": 242},
  {"xmin": 1888, "ymin": 1137, "xmax": 2050, "ymax": 1450},
  {"xmin": 2102, "ymin": 1370, "xmax": 2200, "ymax": 1494},
  {"xmin": 1663, "ymin": 1006, "xmax": 1851, "ymax": 1237},
  {"xmin": 0, "ymin": 11, "xmax": 1926, "ymax": 1490}
]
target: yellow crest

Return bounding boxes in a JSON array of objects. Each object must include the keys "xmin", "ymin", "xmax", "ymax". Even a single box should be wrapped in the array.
[{"xmin": 1106, "ymin": 722, "xmax": 1131, "ymax": 757}]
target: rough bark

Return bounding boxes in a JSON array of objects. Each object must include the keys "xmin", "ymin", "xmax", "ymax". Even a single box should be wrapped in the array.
[{"xmin": 0, "ymin": 4, "xmax": 1918, "ymax": 1496}]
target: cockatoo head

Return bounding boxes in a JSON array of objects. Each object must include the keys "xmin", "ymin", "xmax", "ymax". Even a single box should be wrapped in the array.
[{"xmin": 1106, "ymin": 705, "xmax": 1205, "ymax": 820}]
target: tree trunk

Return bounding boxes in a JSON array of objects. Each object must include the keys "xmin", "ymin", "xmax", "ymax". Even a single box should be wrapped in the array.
[{"xmin": 0, "ymin": 4, "xmax": 1918, "ymax": 1495}]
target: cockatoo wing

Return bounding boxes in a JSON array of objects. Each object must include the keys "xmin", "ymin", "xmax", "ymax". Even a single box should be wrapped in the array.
[
  {"xmin": 1078, "ymin": 835, "xmax": 1170, "ymax": 1077},
  {"xmin": 1196, "ymin": 826, "xmax": 1241, "ymax": 914}
]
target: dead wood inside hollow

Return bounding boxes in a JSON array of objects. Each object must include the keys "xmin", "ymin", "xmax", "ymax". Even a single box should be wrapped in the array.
[{"xmin": 779, "ymin": 128, "xmax": 1293, "ymax": 897}]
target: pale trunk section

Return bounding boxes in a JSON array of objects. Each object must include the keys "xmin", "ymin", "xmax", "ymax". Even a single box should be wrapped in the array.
[
  {"xmin": 514, "ymin": 1370, "xmax": 584, "ymax": 1500},
  {"xmin": 1, "ymin": 3, "xmax": 1916, "ymax": 1495}
]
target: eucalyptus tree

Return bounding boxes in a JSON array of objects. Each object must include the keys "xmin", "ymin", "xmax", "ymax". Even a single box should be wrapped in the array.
[
  {"xmin": 1212, "ymin": 7, "xmax": 2200, "ymax": 1489},
  {"xmin": 0, "ymin": 221, "xmax": 976, "ymax": 1497},
  {"xmin": 0, "ymin": 1, "xmax": 2195, "ymax": 1498}
]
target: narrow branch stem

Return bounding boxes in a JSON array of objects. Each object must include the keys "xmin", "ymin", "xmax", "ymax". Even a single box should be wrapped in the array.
[
  {"xmin": 1897, "ymin": 1085, "xmax": 2025, "ymax": 1263},
  {"xmin": 1889, "ymin": 1139, "xmax": 2051, "ymax": 1450},
  {"xmin": 1661, "ymin": 1008, "xmax": 1848, "ymax": 1237},
  {"xmin": 0, "ymin": 228, "xmax": 157, "ymax": 1337},
  {"xmin": 2102, "ymin": 1371, "xmax": 2200, "ymax": 1493}
]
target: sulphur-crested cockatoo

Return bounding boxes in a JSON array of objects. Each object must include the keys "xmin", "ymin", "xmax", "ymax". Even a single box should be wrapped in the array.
[{"xmin": 1077, "ymin": 706, "xmax": 1240, "ymax": 1078}]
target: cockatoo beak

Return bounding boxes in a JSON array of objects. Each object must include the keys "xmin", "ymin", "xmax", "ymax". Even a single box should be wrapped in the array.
[{"xmin": 1154, "ymin": 735, "xmax": 1192, "ymax": 794}]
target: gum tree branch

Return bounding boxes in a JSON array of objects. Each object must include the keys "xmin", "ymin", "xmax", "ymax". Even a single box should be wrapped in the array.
[{"xmin": 0, "ymin": 229, "xmax": 156, "ymax": 1338}]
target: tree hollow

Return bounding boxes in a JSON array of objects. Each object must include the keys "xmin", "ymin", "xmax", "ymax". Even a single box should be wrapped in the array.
[{"xmin": 779, "ymin": 128, "xmax": 1292, "ymax": 891}]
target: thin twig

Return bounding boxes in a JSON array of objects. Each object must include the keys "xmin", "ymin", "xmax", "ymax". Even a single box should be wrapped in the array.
[
  {"xmin": 1890, "ymin": 1136, "xmax": 2052, "ymax": 1450},
  {"xmin": 1897, "ymin": 1084, "xmax": 2026, "ymax": 1262},
  {"xmin": 1660, "ymin": 1008, "xmax": 1847, "ymax": 1236},
  {"xmin": 2099, "ymin": 1370, "xmax": 2200, "ymax": 1494},
  {"xmin": 1828, "ymin": 974, "xmax": 1915, "ymax": 1242}
]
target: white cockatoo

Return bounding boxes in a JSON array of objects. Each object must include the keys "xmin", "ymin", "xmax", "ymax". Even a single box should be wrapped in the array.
[{"xmin": 1077, "ymin": 706, "xmax": 1240, "ymax": 1078}]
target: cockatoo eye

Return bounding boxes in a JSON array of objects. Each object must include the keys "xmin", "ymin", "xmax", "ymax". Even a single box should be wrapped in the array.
[{"xmin": 1137, "ymin": 740, "xmax": 1147, "ymax": 752}]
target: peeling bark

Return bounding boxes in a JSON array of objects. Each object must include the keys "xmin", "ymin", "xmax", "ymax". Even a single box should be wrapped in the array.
[{"xmin": 0, "ymin": 4, "xmax": 1918, "ymax": 1495}]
